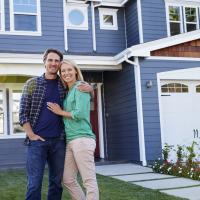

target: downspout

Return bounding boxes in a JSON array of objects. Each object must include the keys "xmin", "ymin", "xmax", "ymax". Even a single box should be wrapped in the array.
[
  {"xmin": 124, "ymin": 54, "xmax": 147, "ymax": 166},
  {"xmin": 91, "ymin": 1, "xmax": 97, "ymax": 51},
  {"xmin": 63, "ymin": 0, "xmax": 68, "ymax": 51}
]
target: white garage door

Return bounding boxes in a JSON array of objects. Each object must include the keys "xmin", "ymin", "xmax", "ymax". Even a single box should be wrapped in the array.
[{"xmin": 160, "ymin": 80, "xmax": 200, "ymax": 162}]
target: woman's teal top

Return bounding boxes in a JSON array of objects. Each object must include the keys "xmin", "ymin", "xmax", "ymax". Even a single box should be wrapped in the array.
[{"xmin": 63, "ymin": 81, "xmax": 95, "ymax": 142}]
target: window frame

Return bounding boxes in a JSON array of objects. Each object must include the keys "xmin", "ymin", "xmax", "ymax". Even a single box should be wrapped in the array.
[
  {"xmin": 166, "ymin": 3, "xmax": 184, "ymax": 36},
  {"xmin": 0, "ymin": 0, "xmax": 5, "ymax": 32},
  {"xmin": 183, "ymin": 6, "xmax": 199, "ymax": 32},
  {"xmin": 66, "ymin": 3, "xmax": 89, "ymax": 30},
  {"xmin": 98, "ymin": 8, "xmax": 118, "ymax": 30},
  {"xmin": 165, "ymin": 1, "xmax": 200, "ymax": 36},
  {"xmin": 9, "ymin": 0, "xmax": 41, "ymax": 36}
]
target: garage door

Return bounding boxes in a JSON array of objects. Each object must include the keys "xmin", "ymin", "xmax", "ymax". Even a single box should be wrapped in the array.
[{"xmin": 160, "ymin": 80, "xmax": 200, "ymax": 162}]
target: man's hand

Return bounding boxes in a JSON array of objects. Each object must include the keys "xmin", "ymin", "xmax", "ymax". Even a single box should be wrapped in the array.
[
  {"xmin": 29, "ymin": 133, "xmax": 45, "ymax": 141},
  {"xmin": 77, "ymin": 82, "xmax": 93, "ymax": 93}
]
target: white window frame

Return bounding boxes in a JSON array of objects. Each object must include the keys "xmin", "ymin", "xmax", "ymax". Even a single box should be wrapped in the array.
[
  {"xmin": 183, "ymin": 6, "xmax": 199, "ymax": 32},
  {"xmin": 9, "ymin": 86, "xmax": 25, "ymax": 137},
  {"xmin": 98, "ymin": 8, "xmax": 118, "ymax": 30},
  {"xmin": 0, "ymin": 87, "xmax": 7, "ymax": 137},
  {"xmin": 66, "ymin": 3, "xmax": 89, "ymax": 30},
  {"xmin": 0, "ymin": 0, "xmax": 5, "ymax": 32},
  {"xmin": 166, "ymin": 3, "xmax": 184, "ymax": 36},
  {"xmin": 165, "ymin": 0, "xmax": 200, "ymax": 36},
  {"xmin": 9, "ymin": 0, "xmax": 41, "ymax": 36}
]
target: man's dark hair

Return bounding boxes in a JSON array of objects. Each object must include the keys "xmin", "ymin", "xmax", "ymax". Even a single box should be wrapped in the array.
[{"xmin": 43, "ymin": 48, "xmax": 63, "ymax": 62}]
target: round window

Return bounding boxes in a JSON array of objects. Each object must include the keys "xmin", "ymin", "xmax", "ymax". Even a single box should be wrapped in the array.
[{"xmin": 69, "ymin": 9, "xmax": 85, "ymax": 26}]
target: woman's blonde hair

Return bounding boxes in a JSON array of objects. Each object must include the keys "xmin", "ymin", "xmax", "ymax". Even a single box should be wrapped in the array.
[{"xmin": 59, "ymin": 59, "xmax": 84, "ymax": 86}]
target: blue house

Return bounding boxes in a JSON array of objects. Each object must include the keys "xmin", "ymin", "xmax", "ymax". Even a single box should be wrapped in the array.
[{"xmin": 0, "ymin": 0, "xmax": 200, "ymax": 168}]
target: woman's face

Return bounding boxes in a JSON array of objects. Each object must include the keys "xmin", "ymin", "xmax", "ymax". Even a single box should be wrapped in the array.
[{"xmin": 60, "ymin": 63, "xmax": 77, "ymax": 84}]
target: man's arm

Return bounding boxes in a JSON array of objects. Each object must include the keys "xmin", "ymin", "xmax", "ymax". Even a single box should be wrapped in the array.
[{"xmin": 76, "ymin": 82, "xmax": 94, "ymax": 99}]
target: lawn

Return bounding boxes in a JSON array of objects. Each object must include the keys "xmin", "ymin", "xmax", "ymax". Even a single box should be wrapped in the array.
[{"xmin": 0, "ymin": 169, "xmax": 187, "ymax": 200}]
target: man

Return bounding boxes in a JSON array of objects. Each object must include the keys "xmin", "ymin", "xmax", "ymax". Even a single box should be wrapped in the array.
[{"xmin": 19, "ymin": 48, "xmax": 92, "ymax": 200}]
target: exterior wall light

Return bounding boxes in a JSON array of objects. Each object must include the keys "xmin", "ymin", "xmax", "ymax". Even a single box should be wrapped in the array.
[{"xmin": 146, "ymin": 80, "xmax": 153, "ymax": 88}]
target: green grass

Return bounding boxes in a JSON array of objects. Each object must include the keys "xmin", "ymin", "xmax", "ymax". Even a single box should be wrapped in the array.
[{"xmin": 0, "ymin": 169, "xmax": 187, "ymax": 200}]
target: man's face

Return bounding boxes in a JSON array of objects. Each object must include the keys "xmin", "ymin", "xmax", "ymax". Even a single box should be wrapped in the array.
[{"xmin": 44, "ymin": 52, "xmax": 61, "ymax": 75}]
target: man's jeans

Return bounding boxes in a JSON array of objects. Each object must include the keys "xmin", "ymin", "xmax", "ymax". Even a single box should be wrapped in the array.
[{"xmin": 25, "ymin": 137, "xmax": 66, "ymax": 200}]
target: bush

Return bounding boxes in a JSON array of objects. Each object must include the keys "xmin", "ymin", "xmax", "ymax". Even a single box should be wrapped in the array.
[{"xmin": 152, "ymin": 141, "xmax": 200, "ymax": 181}]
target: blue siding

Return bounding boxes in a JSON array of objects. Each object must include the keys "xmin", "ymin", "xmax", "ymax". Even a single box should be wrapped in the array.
[
  {"xmin": 96, "ymin": 7, "xmax": 126, "ymax": 54},
  {"xmin": 0, "ymin": 139, "xmax": 26, "ymax": 169},
  {"xmin": 125, "ymin": 0, "xmax": 140, "ymax": 47},
  {"xmin": 103, "ymin": 63, "xmax": 139, "ymax": 161},
  {"xmin": 141, "ymin": 0, "xmax": 167, "ymax": 42},
  {"xmin": 0, "ymin": 0, "xmax": 65, "ymax": 53},
  {"xmin": 67, "ymin": 5, "xmax": 93, "ymax": 53},
  {"xmin": 139, "ymin": 59, "xmax": 200, "ymax": 162}
]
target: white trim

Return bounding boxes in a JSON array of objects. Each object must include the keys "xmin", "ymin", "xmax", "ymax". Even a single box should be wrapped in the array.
[
  {"xmin": 146, "ymin": 56, "xmax": 200, "ymax": 61},
  {"xmin": 97, "ymin": 83, "xmax": 105, "ymax": 158},
  {"xmin": 156, "ymin": 74, "xmax": 165, "ymax": 156},
  {"xmin": 125, "ymin": 56, "xmax": 147, "ymax": 166},
  {"xmin": 134, "ymin": 57, "xmax": 147, "ymax": 166},
  {"xmin": 165, "ymin": 0, "xmax": 200, "ymax": 6},
  {"xmin": 137, "ymin": 0, "xmax": 144, "ymax": 43},
  {"xmin": 9, "ymin": 0, "xmax": 42, "ymax": 35},
  {"xmin": 0, "ymin": 87, "xmax": 7, "ymax": 137},
  {"xmin": 8, "ymin": 85, "xmax": 25, "ymax": 137},
  {"xmin": 63, "ymin": 0, "xmax": 68, "ymax": 51},
  {"xmin": 0, "ymin": 0, "xmax": 5, "ymax": 31},
  {"xmin": 98, "ymin": 8, "xmax": 118, "ymax": 30},
  {"xmin": 183, "ymin": 6, "xmax": 199, "ymax": 32},
  {"xmin": 66, "ymin": 3, "xmax": 89, "ymax": 30},
  {"xmin": 91, "ymin": 1, "xmax": 97, "ymax": 51},
  {"xmin": 166, "ymin": 3, "xmax": 184, "ymax": 36},
  {"xmin": 115, "ymin": 29, "xmax": 200, "ymax": 60}
]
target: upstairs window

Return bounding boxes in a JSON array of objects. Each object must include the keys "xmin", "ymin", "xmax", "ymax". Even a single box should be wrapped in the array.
[
  {"xmin": 10, "ymin": 0, "xmax": 41, "ymax": 33},
  {"xmin": 168, "ymin": 6, "xmax": 182, "ymax": 36},
  {"xmin": 66, "ymin": 3, "xmax": 88, "ymax": 30},
  {"xmin": 166, "ymin": 2, "xmax": 200, "ymax": 36},
  {"xmin": 184, "ymin": 7, "xmax": 198, "ymax": 32},
  {"xmin": 99, "ymin": 8, "xmax": 118, "ymax": 30}
]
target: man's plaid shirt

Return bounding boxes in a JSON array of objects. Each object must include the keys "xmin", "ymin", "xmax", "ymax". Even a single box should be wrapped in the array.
[{"xmin": 19, "ymin": 74, "xmax": 66, "ymax": 129}]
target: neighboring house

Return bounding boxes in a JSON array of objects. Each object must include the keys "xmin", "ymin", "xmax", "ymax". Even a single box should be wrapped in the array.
[{"xmin": 0, "ymin": 0, "xmax": 200, "ymax": 168}]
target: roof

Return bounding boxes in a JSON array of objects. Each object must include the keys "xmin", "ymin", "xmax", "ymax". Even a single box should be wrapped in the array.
[
  {"xmin": 67, "ymin": 0, "xmax": 129, "ymax": 7},
  {"xmin": 115, "ymin": 29, "xmax": 200, "ymax": 63}
]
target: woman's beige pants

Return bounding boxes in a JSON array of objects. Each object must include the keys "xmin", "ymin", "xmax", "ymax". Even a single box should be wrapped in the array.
[{"xmin": 63, "ymin": 137, "xmax": 99, "ymax": 200}]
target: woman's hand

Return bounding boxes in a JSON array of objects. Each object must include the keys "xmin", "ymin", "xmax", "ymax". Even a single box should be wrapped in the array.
[{"xmin": 47, "ymin": 102, "xmax": 63, "ymax": 115}]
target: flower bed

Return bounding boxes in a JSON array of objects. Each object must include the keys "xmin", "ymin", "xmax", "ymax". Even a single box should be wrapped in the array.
[{"xmin": 152, "ymin": 142, "xmax": 200, "ymax": 181}]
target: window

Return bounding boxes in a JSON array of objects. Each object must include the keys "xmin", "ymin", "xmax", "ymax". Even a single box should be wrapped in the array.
[
  {"xmin": 161, "ymin": 83, "xmax": 188, "ymax": 93},
  {"xmin": 99, "ymin": 8, "xmax": 118, "ymax": 30},
  {"xmin": 168, "ymin": 6, "xmax": 182, "ymax": 36},
  {"xmin": 10, "ymin": 0, "xmax": 41, "ymax": 33},
  {"xmin": 184, "ymin": 7, "xmax": 198, "ymax": 32},
  {"xmin": 196, "ymin": 85, "xmax": 200, "ymax": 93},
  {"xmin": 166, "ymin": 2, "xmax": 200, "ymax": 36},
  {"xmin": 12, "ymin": 90, "xmax": 23, "ymax": 134},
  {"xmin": 66, "ymin": 3, "xmax": 88, "ymax": 30}
]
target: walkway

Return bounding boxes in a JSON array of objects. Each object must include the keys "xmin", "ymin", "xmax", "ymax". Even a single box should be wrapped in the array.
[{"xmin": 96, "ymin": 163, "xmax": 200, "ymax": 200}]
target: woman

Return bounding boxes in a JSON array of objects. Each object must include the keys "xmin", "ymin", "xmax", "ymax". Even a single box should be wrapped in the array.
[{"xmin": 47, "ymin": 59, "xmax": 99, "ymax": 200}]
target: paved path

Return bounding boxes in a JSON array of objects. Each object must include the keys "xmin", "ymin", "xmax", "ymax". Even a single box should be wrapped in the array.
[{"xmin": 96, "ymin": 163, "xmax": 200, "ymax": 200}]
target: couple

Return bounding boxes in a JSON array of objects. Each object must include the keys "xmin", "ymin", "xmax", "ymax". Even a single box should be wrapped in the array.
[{"xmin": 19, "ymin": 48, "xmax": 99, "ymax": 200}]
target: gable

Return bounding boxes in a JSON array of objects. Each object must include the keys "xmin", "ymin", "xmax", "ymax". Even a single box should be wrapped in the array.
[{"xmin": 151, "ymin": 39, "xmax": 200, "ymax": 58}]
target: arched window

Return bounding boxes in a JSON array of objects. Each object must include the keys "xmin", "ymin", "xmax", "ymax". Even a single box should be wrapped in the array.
[
  {"xmin": 161, "ymin": 83, "xmax": 188, "ymax": 93},
  {"xmin": 196, "ymin": 85, "xmax": 200, "ymax": 93}
]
